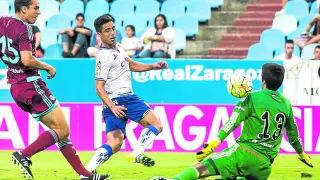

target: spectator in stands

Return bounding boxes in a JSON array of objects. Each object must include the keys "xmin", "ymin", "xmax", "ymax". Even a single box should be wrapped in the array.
[
  {"xmin": 121, "ymin": 25, "xmax": 142, "ymax": 57},
  {"xmin": 139, "ymin": 14, "xmax": 176, "ymax": 59},
  {"xmin": 87, "ymin": 14, "xmax": 122, "ymax": 58},
  {"xmin": 59, "ymin": 13, "xmax": 92, "ymax": 58},
  {"xmin": 302, "ymin": 11, "xmax": 320, "ymax": 47},
  {"xmin": 31, "ymin": 25, "xmax": 44, "ymax": 58},
  {"xmin": 313, "ymin": 45, "xmax": 320, "ymax": 60},
  {"xmin": 274, "ymin": 40, "xmax": 301, "ymax": 61}
]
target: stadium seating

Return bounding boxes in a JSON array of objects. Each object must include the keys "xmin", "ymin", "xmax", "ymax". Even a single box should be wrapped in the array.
[
  {"xmin": 260, "ymin": 29, "xmax": 285, "ymax": 51},
  {"xmin": 60, "ymin": 0, "xmax": 84, "ymax": 20},
  {"xmin": 301, "ymin": 44, "xmax": 319, "ymax": 59},
  {"xmin": 83, "ymin": 16, "xmax": 96, "ymax": 32},
  {"xmin": 272, "ymin": 14, "xmax": 297, "ymax": 35},
  {"xmin": 0, "ymin": 1, "xmax": 10, "ymax": 15},
  {"xmin": 175, "ymin": 28, "xmax": 187, "ymax": 51},
  {"xmin": 186, "ymin": 0, "xmax": 211, "ymax": 22},
  {"xmin": 44, "ymin": 44, "xmax": 63, "ymax": 58},
  {"xmin": 161, "ymin": 0, "xmax": 185, "ymax": 23},
  {"xmin": 41, "ymin": 28, "xmax": 58, "ymax": 49},
  {"xmin": 85, "ymin": 0, "xmax": 110, "ymax": 20},
  {"xmin": 274, "ymin": 45, "xmax": 301, "ymax": 57},
  {"xmin": 47, "ymin": 14, "xmax": 72, "ymax": 32},
  {"xmin": 110, "ymin": 0, "xmax": 135, "ymax": 23},
  {"xmin": 287, "ymin": 28, "xmax": 304, "ymax": 40},
  {"xmin": 123, "ymin": 16, "xmax": 149, "ymax": 36},
  {"xmin": 135, "ymin": 0, "xmax": 160, "ymax": 21},
  {"xmin": 285, "ymin": 0, "xmax": 309, "ymax": 20},
  {"xmin": 310, "ymin": 1, "xmax": 318, "ymax": 15},
  {"xmin": 298, "ymin": 15, "xmax": 315, "ymax": 32},
  {"xmin": 247, "ymin": 43, "xmax": 273, "ymax": 60},
  {"xmin": 174, "ymin": 16, "xmax": 198, "ymax": 37},
  {"xmin": 39, "ymin": 0, "xmax": 60, "ymax": 20}
]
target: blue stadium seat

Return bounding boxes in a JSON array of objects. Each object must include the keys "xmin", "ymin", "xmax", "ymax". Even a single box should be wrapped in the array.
[
  {"xmin": 39, "ymin": 0, "xmax": 60, "ymax": 20},
  {"xmin": 174, "ymin": 16, "xmax": 198, "ymax": 37},
  {"xmin": 84, "ymin": 16, "xmax": 96, "ymax": 32},
  {"xmin": 287, "ymin": 28, "xmax": 304, "ymax": 40},
  {"xmin": 47, "ymin": 14, "xmax": 72, "ymax": 32},
  {"xmin": 301, "ymin": 44, "xmax": 319, "ymax": 60},
  {"xmin": 136, "ymin": 28, "xmax": 147, "ymax": 38},
  {"xmin": 207, "ymin": 0, "xmax": 224, "ymax": 8},
  {"xmin": 135, "ymin": 0, "xmax": 159, "ymax": 20},
  {"xmin": 175, "ymin": 28, "xmax": 186, "ymax": 51},
  {"xmin": 123, "ymin": 17, "xmax": 148, "ymax": 36},
  {"xmin": 186, "ymin": 0, "xmax": 211, "ymax": 22},
  {"xmin": 110, "ymin": 0, "xmax": 135, "ymax": 23},
  {"xmin": 272, "ymin": 14, "xmax": 297, "ymax": 35},
  {"xmin": 85, "ymin": 0, "xmax": 109, "ymax": 20},
  {"xmin": 44, "ymin": 44, "xmax": 63, "ymax": 59},
  {"xmin": 310, "ymin": 1, "xmax": 318, "ymax": 15},
  {"xmin": 0, "ymin": 1, "xmax": 10, "ymax": 15},
  {"xmin": 260, "ymin": 29, "xmax": 285, "ymax": 51},
  {"xmin": 274, "ymin": 45, "xmax": 301, "ymax": 57},
  {"xmin": 298, "ymin": 15, "xmax": 315, "ymax": 32},
  {"xmin": 41, "ymin": 28, "xmax": 58, "ymax": 49},
  {"xmin": 285, "ymin": 0, "xmax": 309, "ymax": 20},
  {"xmin": 60, "ymin": 0, "xmax": 84, "ymax": 20},
  {"xmin": 161, "ymin": 0, "xmax": 185, "ymax": 23},
  {"xmin": 247, "ymin": 43, "xmax": 273, "ymax": 60}
]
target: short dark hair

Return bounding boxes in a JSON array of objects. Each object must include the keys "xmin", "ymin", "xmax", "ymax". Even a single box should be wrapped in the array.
[
  {"xmin": 125, "ymin": 25, "xmax": 135, "ymax": 35},
  {"xmin": 285, "ymin": 40, "xmax": 294, "ymax": 45},
  {"xmin": 76, "ymin": 13, "xmax": 85, "ymax": 20},
  {"xmin": 315, "ymin": 45, "xmax": 320, "ymax": 50},
  {"xmin": 14, "ymin": 0, "xmax": 32, "ymax": 13},
  {"xmin": 94, "ymin": 14, "xmax": 114, "ymax": 32},
  {"xmin": 262, "ymin": 63, "xmax": 285, "ymax": 91},
  {"xmin": 154, "ymin": 14, "xmax": 169, "ymax": 30}
]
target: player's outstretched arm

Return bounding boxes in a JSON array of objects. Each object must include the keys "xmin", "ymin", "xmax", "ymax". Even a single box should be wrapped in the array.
[
  {"xmin": 128, "ymin": 59, "xmax": 168, "ymax": 72},
  {"xmin": 196, "ymin": 95, "xmax": 253, "ymax": 162},
  {"xmin": 285, "ymin": 107, "xmax": 313, "ymax": 168},
  {"xmin": 20, "ymin": 51, "xmax": 56, "ymax": 79}
]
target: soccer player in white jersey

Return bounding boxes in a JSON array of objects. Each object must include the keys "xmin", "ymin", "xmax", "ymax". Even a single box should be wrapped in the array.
[{"xmin": 85, "ymin": 15, "xmax": 168, "ymax": 172}]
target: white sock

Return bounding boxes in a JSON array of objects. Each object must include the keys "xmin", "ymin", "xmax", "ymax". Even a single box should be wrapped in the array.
[
  {"xmin": 132, "ymin": 126, "xmax": 159, "ymax": 155},
  {"xmin": 85, "ymin": 144, "xmax": 112, "ymax": 172}
]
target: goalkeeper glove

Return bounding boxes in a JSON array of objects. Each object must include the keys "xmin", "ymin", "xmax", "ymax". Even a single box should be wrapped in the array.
[
  {"xmin": 196, "ymin": 138, "xmax": 221, "ymax": 162},
  {"xmin": 298, "ymin": 152, "xmax": 313, "ymax": 168}
]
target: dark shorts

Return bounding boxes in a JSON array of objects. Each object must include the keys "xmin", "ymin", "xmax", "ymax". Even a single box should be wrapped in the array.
[
  {"xmin": 102, "ymin": 94, "xmax": 152, "ymax": 138},
  {"xmin": 10, "ymin": 77, "xmax": 58, "ymax": 121}
]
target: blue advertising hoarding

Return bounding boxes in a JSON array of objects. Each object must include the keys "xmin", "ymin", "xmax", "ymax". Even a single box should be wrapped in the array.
[{"xmin": 0, "ymin": 59, "xmax": 282, "ymax": 104}]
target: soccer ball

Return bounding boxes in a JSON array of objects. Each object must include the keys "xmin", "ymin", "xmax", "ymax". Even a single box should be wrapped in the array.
[{"xmin": 227, "ymin": 74, "xmax": 252, "ymax": 98}]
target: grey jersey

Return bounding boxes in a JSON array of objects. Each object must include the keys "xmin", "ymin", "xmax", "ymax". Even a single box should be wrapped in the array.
[{"xmin": 95, "ymin": 43, "xmax": 133, "ymax": 100}]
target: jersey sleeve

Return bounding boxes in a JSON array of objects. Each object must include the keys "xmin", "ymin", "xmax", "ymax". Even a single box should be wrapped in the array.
[
  {"xmin": 285, "ymin": 105, "xmax": 303, "ymax": 154},
  {"xmin": 18, "ymin": 24, "xmax": 33, "ymax": 52},
  {"xmin": 217, "ymin": 95, "xmax": 253, "ymax": 141},
  {"xmin": 95, "ymin": 54, "xmax": 112, "ymax": 81}
]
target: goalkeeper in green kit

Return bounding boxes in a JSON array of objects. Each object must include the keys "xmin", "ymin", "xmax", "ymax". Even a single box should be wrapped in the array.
[{"xmin": 151, "ymin": 63, "xmax": 313, "ymax": 180}]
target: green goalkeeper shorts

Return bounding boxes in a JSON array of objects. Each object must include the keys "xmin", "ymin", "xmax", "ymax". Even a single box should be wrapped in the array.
[{"xmin": 201, "ymin": 143, "xmax": 272, "ymax": 180}]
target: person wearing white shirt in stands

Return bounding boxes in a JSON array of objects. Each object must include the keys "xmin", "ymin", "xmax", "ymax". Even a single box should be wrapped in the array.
[
  {"xmin": 274, "ymin": 40, "xmax": 302, "ymax": 61},
  {"xmin": 121, "ymin": 25, "xmax": 142, "ymax": 57}
]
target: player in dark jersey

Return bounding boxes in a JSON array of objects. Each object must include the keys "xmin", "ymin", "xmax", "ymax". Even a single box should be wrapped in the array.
[
  {"xmin": 0, "ymin": 1, "xmax": 109, "ymax": 180},
  {"xmin": 150, "ymin": 63, "xmax": 313, "ymax": 180}
]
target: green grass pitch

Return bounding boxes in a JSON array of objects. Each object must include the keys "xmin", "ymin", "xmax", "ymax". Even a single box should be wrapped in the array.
[{"xmin": 0, "ymin": 151, "xmax": 318, "ymax": 180}]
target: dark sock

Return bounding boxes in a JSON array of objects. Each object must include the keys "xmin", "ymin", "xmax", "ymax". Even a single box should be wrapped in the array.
[
  {"xmin": 21, "ymin": 129, "xmax": 59, "ymax": 158},
  {"xmin": 58, "ymin": 140, "xmax": 91, "ymax": 177}
]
